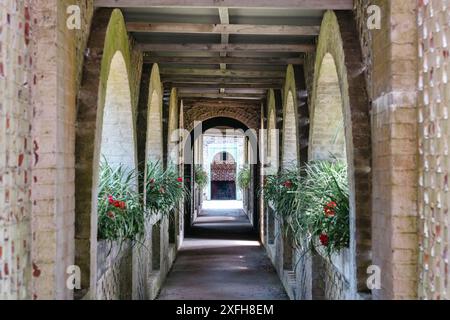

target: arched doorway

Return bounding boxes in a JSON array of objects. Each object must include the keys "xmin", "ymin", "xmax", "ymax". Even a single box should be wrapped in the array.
[
  {"xmin": 183, "ymin": 117, "xmax": 258, "ymax": 230},
  {"xmin": 308, "ymin": 10, "xmax": 372, "ymax": 299},
  {"xmin": 75, "ymin": 9, "xmax": 137, "ymax": 299},
  {"xmin": 95, "ymin": 51, "xmax": 136, "ymax": 300},
  {"xmin": 210, "ymin": 151, "xmax": 237, "ymax": 200}
]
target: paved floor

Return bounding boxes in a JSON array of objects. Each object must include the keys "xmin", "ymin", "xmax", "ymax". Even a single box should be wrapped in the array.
[{"xmin": 157, "ymin": 207, "xmax": 288, "ymax": 300}]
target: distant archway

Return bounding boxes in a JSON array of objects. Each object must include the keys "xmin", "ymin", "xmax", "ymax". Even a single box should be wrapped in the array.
[{"xmin": 210, "ymin": 152, "xmax": 237, "ymax": 200}]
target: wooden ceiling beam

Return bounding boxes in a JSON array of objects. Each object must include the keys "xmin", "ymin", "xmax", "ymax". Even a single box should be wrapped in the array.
[
  {"xmin": 144, "ymin": 56, "xmax": 303, "ymax": 65},
  {"xmin": 178, "ymin": 93, "xmax": 265, "ymax": 99},
  {"xmin": 167, "ymin": 82, "xmax": 281, "ymax": 89},
  {"xmin": 94, "ymin": 0, "xmax": 354, "ymax": 10},
  {"xmin": 178, "ymin": 88, "xmax": 266, "ymax": 94},
  {"xmin": 159, "ymin": 67, "xmax": 285, "ymax": 78},
  {"xmin": 183, "ymin": 99, "xmax": 262, "ymax": 107},
  {"xmin": 126, "ymin": 22, "xmax": 320, "ymax": 36},
  {"xmin": 138, "ymin": 43, "xmax": 315, "ymax": 53},
  {"xmin": 218, "ymin": 8, "xmax": 230, "ymax": 70},
  {"xmin": 161, "ymin": 76, "xmax": 284, "ymax": 84}
]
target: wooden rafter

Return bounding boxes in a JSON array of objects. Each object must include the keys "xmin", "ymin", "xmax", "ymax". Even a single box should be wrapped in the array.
[
  {"xmin": 161, "ymin": 76, "xmax": 284, "ymax": 84},
  {"xmin": 94, "ymin": 0, "xmax": 354, "ymax": 10},
  {"xmin": 138, "ymin": 43, "xmax": 315, "ymax": 52},
  {"xmin": 218, "ymin": 8, "xmax": 230, "ymax": 70},
  {"xmin": 126, "ymin": 22, "xmax": 320, "ymax": 36},
  {"xmin": 167, "ymin": 82, "xmax": 282, "ymax": 89},
  {"xmin": 178, "ymin": 88, "xmax": 266, "ymax": 94},
  {"xmin": 159, "ymin": 68, "xmax": 285, "ymax": 78},
  {"xmin": 178, "ymin": 93, "xmax": 265, "ymax": 99},
  {"xmin": 143, "ymin": 56, "xmax": 304, "ymax": 65}
]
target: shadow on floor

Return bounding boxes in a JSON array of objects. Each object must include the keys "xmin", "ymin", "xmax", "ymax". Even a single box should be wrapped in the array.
[{"xmin": 157, "ymin": 207, "xmax": 288, "ymax": 300}]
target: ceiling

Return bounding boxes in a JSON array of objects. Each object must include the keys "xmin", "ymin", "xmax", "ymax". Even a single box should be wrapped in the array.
[{"xmin": 94, "ymin": 1, "xmax": 354, "ymax": 104}]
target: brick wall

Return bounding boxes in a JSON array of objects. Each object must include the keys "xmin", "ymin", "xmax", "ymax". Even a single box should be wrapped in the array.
[
  {"xmin": 30, "ymin": 0, "xmax": 94, "ymax": 300},
  {"xmin": 418, "ymin": 0, "xmax": 450, "ymax": 300},
  {"xmin": 96, "ymin": 240, "xmax": 132, "ymax": 299},
  {"xmin": 0, "ymin": 0, "xmax": 33, "ymax": 300},
  {"xmin": 368, "ymin": 0, "xmax": 419, "ymax": 299},
  {"xmin": 184, "ymin": 101, "xmax": 260, "ymax": 132}
]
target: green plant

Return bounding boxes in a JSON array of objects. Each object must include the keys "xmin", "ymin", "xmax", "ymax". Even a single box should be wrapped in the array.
[
  {"xmin": 97, "ymin": 161, "xmax": 145, "ymax": 242},
  {"xmin": 146, "ymin": 161, "xmax": 187, "ymax": 215},
  {"xmin": 194, "ymin": 165, "xmax": 208, "ymax": 189},
  {"xmin": 260, "ymin": 160, "xmax": 349, "ymax": 256},
  {"xmin": 237, "ymin": 165, "xmax": 251, "ymax": 190},
  {"xmin": 295, "ymin": 161, "xmax": 349, "ymax": 256},
  {"xmin": 261, "ymin": 166, "xmax": 301, "ymax": 227}
]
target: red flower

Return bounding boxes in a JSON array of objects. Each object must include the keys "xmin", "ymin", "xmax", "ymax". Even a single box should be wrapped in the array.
[
  {"xmin": 177, "ymin": 177, "xmax": 183, "ymax": 183},
  {"xmin": 324, "ymin": 201, "xmax": 337, "ymax": 217},
  {"xmin": 113, "ymin": 201, "xmax": 121, "ymax": 208},
  {"xmin": 319, "ymin": 233, "xmax": 329, "ymax": 246},
  {"xmin": 108, "ymin": 195, "xmax": 114, "ymax": 205},
  {"xmin": 283, "ymin": 180, "xmax": 293, "ymax": 188},
  {"xmin": 107, "ymin": 211, "xmax": 115, "ymax": 220},
  {"xmin": 119, "ymin": 201, "xmax": 126, "ymax": 210},
  {"xmin": 326, "ymin": 201, "xmax": 337, "ymax": 208},
  {"xmin": 149, "ymin": 178, "xmax": 155, "ymax": 184}
]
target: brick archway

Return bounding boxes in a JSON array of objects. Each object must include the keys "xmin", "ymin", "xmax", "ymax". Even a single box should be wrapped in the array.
[
  {"xmin": 75, "ymin": 9, "xmax": 137, "ymax": 298},
  {"xmin": 266, "ymin": 89, "xmax": 279, "ymax": 176},
  {"xmin": 183, "ymin": 101, "xmax": 260, "ymax": 133},
  {"xmin": 281, "ymin": 65, "xmax": 300, "ymax": 169},
  {"xmin": 145, "ymin": 64, "xmax": 164, "ymax": 163},
  {"xmin": 309, "ymin": 10, "xmax": 371, "ymax": 296},
  {"xmin": 167, "ymin": 88, "xmax": 180, "ymax": 165}
]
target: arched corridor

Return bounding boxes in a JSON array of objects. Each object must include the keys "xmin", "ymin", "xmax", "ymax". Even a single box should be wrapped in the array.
[
  {"xmin": 158, "ymin": 205, "xmax": 287, "ymax": 300},
  {"xmin": 0, "ymin": 0, "xmax": 447, "ymax": 303}
]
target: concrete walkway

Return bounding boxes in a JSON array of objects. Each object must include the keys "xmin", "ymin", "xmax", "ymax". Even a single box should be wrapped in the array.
[{"xmin": 157, "ymin": 207, "xmax": 288, "ymax": 300}]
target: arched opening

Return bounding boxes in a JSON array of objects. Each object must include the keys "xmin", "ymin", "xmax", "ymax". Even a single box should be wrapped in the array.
[
  {"xmin": 167, "ymin": 89, "xmax": 181, "ymax": 246},
  {"xmin": 210, "ymin": 151, "xmax": 237, "ymax": 200},
  {"xmin": 282, "ymin": 91, "xmax": 299, "ymax": 167},
  {"xmin": 281, "ymin": 89, "xmax": 299, "ymax": 272},
  {"xmin": 309, "ymin": 53, "xmax": 349, "ymax": 300},
  {"xmin": 100, "ymin": 52, "xmax": 136, "ymax": 169},
  {"xmin": 74, "ymin": 9, "xmax": 138, "ymax": 300},
  {"xmin": 146, "ymin": 90, "xmax": 163, "ymax": 163},
  {"xmin": 183, "ymin": 117, "xmax": 258, "ymax": 231},
  {"xmin": 96, "ymin": 51, "xmax": 136, "ymax": 300},
  {"xmin": 305, "ymin": 11, "xmax": 372, "ymax": 299},
  {"xmin": 266, "ymin": 100, "xmax": 278, "ymax": 246},
  {"xmin": 144, "ymin": 65, "xmax": 164, "ymax": 278},
  {"xmin": 310, "ymin": 53, "xmax": 346, "ymax": 162}
]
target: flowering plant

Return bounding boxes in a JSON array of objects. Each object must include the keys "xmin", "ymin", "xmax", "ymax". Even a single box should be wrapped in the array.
[
  {"xmin": 237, "ymin": 165, "xmax": 251, "ymax": 190},
  {"xmin": 260, "ymin": 161, "xmax": 349, "ymax": 256},
  {"xmin": 194, "ymin": 165, "xmax": 208, "ymax": 189},
  {"xmin": 295, "ymin": 161, "xmax": 350, "ymax": 256},
  {"xmin": 97, "ymin": 161, "xmax": 145, "ymax": 242},
  {"xmin": 146, "ymin": 161, "xmax": 187, "ymax": 215},
  {"xmin": 260, "ymin": 166, "xmax": 301, "ymax": 229}
]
